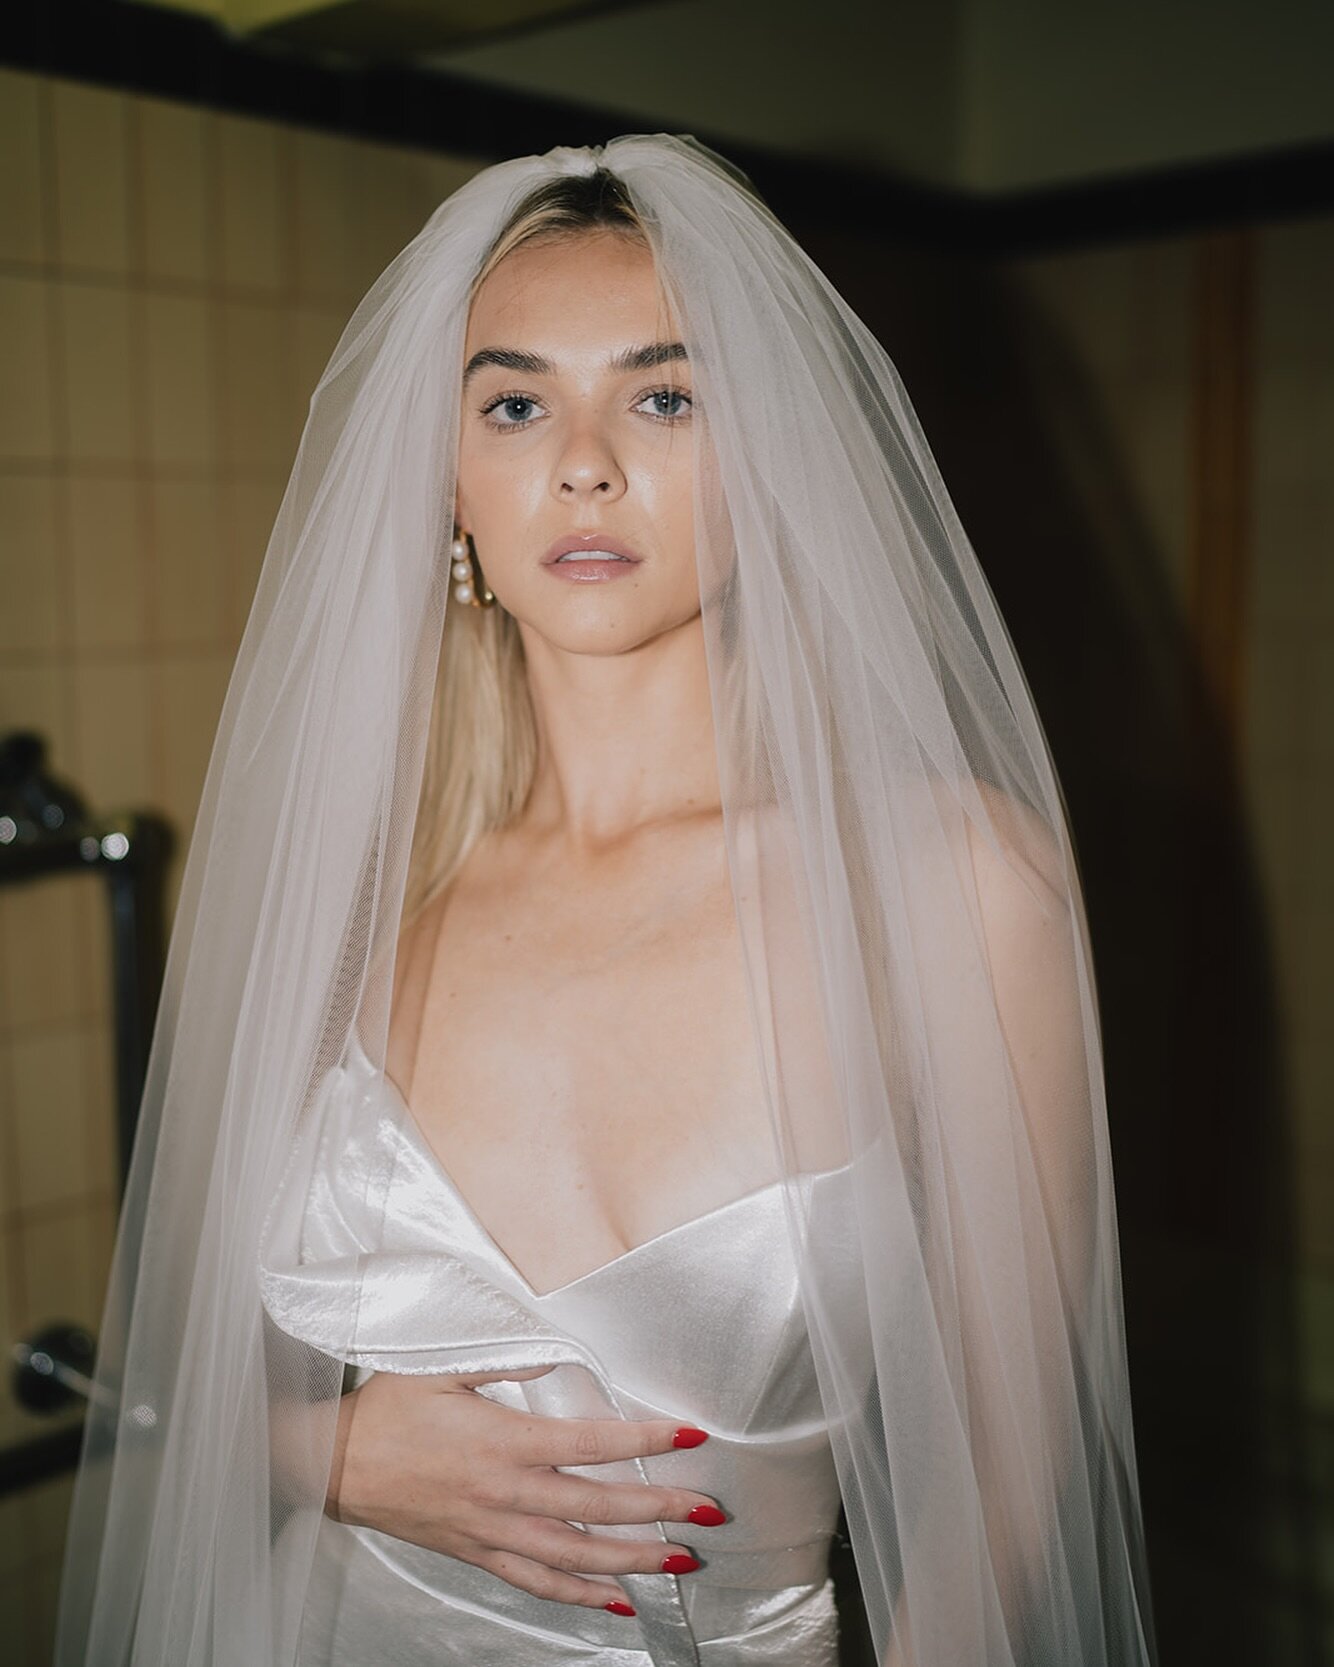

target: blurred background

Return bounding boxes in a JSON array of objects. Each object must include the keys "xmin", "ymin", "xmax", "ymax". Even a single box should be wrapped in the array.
[{"xmin": 0, "ymin": 0, "xmax": 1331, "ymax": 1660}]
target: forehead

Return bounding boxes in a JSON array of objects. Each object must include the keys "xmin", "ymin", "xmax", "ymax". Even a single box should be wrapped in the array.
[{"xmin": 464, "ymin": 232, "xmax": 678, "ymax": 351}]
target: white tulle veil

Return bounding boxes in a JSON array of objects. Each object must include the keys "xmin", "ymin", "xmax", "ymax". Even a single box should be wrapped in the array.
[{"xmin": 52, "ymin": 132, "xmax": 1159, "ymax": 1666}]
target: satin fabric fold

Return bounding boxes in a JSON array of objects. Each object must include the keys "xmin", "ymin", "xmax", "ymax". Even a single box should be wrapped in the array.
[{"xmin": 258, "ymin": 1044, "xmax": 855, "ymax": 1663}]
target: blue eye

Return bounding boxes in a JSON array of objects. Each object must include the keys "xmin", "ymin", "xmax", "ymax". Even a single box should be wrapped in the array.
[
  {"xmin": 477, "ymin": 386, "xmax": 693, "ymax": 433},
  {"xmin": 480, "ymin": 394, "xmax": 542, "ymax": 429},
  {"xmin": 637, "ymin": 388, "xmax": 692, "ymax": 421}
]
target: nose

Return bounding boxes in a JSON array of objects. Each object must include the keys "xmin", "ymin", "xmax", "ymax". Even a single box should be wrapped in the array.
[{"xmin": 549, "ymin": 419, "xmax": 627, "ymax": 503}]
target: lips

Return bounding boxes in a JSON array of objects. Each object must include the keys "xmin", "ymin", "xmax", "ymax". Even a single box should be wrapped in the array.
[{"xmin": 541, "ymin": 533, "xmax": 643, "ymax": 565}]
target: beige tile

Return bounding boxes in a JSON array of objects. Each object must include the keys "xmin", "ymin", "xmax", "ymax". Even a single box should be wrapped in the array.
[
  {"xmin": 143, "ymin": 290, "xmax": 215, "ymax": 467},
  {"xmin": 292, "ymin": 127, "xmax": 358, "ymax": 304},
  {"xmin": 0, "ymin": 1045, "xmax": 11, "ymax": 1221},
  {"xmin": 422, "ymin": 152, "xmax": 486, "ymax": 210},
  {"xmin": 81, "ymin": 1022, "xmax": 119, "ymax": 1197},
  {"xmin": 67, "ymin": 475, "xmax": 148, "ymax": 653},
  {"xmin": 51, "ymin": 79, "xmax": 130, "ymax": 275},
  {"xmin": 0, "ymin": 69, "xmax": 49, "ymax": 265},
  {"xmin": 149, "ymin": 476, "xmax": 226, "ymax": 647},
  {"xmin": 217, "ymin": 298, "xmax": 296, "ymax": 469},
  {"xmin": 136, "ymin": 95, "xmax": 209, "ymax": 284},
  {"xmin": 0, "ymin": 275, "xmax": 56, "ymax": 461},
  {"xmin": 0, "ymin": 876, "xmax": 82, "ymax": 1032},
  {"xmin": 14, "ymin": 1202, "xmax": 97, "ymax": 1332},
  {"xmin": 155, "ymin": 653, "xmax": 234, "ymax": 843},
  {"xmin": 10, "ymin": 1026, "xmax": 91, "ymax": 1210},
  {"xmin": 217, "ymin": 110, "xmax": 288, "ymax": 295},
  {"xmin": 342, "ymin": 139, "xmax": 436, "ymax": 300},
  {"xmin": 0, "ymin": 472, "xmax": 63, "ymax": 656},
  {"xmin": 0, "ymin": 1219, "xmax": 24, "ymax": 1446},
  {"xmin": 0, "ymin": 661, "xmax": 74, "ymax": 781},
  {"xmin": 70, "ymin": 658, "xmax": 153, "ymax": 814},
  {"xmin": 82, "ymin": 1196, "xmax": 117, "ymax": 1324},
  {"xmin": 57, "ymin": 280, "xmax": 137, "ymax": 465}
]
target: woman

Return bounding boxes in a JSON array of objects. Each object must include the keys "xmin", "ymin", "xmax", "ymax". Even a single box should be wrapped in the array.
[{"xmin": 54, "ymin": 135, "xmax": 1159, "ymax": 1667}]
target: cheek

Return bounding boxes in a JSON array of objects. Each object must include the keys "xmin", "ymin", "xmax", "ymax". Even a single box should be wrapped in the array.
[
  {"xmin": 648, "ymin": 453, "xmax": 697, "ymax": 600},
  {"xmin": 663, "ymin": 452, "xmax": 696, "ymax": 545},
  {"xmin": 457, "ymin": 440, "xmax": 531, "ymax": 529}
]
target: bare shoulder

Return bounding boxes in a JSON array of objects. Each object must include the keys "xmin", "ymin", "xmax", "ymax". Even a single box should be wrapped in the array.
[{"xmin": 958, "ymin": 776, "xmax": 1069, "ymax": 922}]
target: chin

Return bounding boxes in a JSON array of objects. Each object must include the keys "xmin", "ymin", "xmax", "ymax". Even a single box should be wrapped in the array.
[{"xmin": 516, "ymin": 596, "xmax": 701, "ymax": 657}]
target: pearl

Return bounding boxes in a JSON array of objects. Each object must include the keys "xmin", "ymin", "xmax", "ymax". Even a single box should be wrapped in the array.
[
  {"xmin": 453, "ymin": 581, "xmax": 474, "ymax": 604},
  {"xmin": 450, "ymin": 536, "xmax": 469, "ymax": 560},
  {"xmin": 451, "ymin": 559, "xmax": 471, "ymax": 581}
]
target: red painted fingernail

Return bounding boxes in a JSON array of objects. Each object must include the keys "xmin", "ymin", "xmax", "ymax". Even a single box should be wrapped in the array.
[
  {"xmin": 671, "ymin": 1427, "xmax": 709, "ymax": 1448},
  {"xmin": 604, "ymin": 1600, "xmax": 636, "ymax": 1616},
  {"xmin": 687, "ymin": 1504, "xmax": 726, "ymax": 1526},
  {"xmin": 661, "ymin": 1553, "xmax": 701, "ymax": 1575}
]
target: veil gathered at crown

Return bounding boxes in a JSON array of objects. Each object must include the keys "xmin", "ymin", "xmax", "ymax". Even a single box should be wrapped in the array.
[{"xmin": 53, "ymin": 132, "xmax": 1159, "ymax": 1667}]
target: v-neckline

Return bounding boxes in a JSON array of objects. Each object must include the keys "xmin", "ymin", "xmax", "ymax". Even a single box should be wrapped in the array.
[{"xmin": 346, "ymin": 1031, "xmax": 845, "ymax": 1302}]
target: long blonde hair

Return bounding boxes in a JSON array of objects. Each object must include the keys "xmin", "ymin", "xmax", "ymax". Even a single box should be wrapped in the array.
[{"xmin": 401, "ymin": 169, "xmax": 672, "ymax": 927}]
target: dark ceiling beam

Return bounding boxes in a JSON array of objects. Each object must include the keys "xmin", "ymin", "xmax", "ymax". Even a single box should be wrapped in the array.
[{"xmin": 3, "ymin": 0, "xmax": 1332, "ymax": 256}]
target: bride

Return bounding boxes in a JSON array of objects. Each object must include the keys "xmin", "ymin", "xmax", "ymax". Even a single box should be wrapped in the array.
[{"xmin": 53, "ymin": 135, "xmax": 1159, "ymax": 1667}]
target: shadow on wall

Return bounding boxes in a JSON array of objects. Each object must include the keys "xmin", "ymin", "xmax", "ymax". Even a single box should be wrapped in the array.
[{"xmin": 800, "ymin": 223, "xmax": 1310, "ymax": 1667}]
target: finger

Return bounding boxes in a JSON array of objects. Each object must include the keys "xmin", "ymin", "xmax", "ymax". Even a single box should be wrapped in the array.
[
  {"xmin": 442, "ymin": 1365, "xmax": 558, "ymax": 1391},
  {"xmin": 525, "ymin": 1473, "xmax": 726, "ymax": 1529},
  {"xmin": 476, "ymin": 1548, "xmax": 633, "ymax": 1613},
  {"xmin": 516, "ymin": 1414, "xmax": 709, "ymax": 1468},
  {"xmin": 516, "ymin": 1518, "xmax": 701, "ymax": 1578}
]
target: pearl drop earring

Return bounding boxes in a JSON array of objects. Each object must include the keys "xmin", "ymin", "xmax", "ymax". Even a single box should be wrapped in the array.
[{"xmin": 450, "ymin": 528, "xmax": 495, "ymax": 608}]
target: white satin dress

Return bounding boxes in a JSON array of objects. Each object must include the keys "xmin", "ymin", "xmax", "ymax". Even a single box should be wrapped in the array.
[{"xmin": 259, "ymin": 1034, "xmax": 856, "ymax": 1666}]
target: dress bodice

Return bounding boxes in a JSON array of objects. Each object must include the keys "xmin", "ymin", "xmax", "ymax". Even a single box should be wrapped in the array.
[{"xmin": 258, "ymin": 1038, "xmax": 856, "ymax": 1665}]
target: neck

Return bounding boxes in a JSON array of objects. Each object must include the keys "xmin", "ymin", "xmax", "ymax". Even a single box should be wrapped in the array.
[{"xmin": 514, "ymin": 611, "xmax": 722, "ymax": 851}]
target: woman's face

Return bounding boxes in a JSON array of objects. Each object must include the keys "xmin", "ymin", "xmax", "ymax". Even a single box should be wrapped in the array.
[{"xmin": 455, "ymin": 229, "xmax": 698, "ymax": 655}]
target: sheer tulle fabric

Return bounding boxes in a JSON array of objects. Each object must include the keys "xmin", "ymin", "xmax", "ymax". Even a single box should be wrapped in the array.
[{"xmin": 53, "ymin": 134, "xmax": 1158, "ymax": 1666}]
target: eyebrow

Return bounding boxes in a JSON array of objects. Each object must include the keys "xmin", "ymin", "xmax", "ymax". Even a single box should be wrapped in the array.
[{"xmin": 462, "ymin": 339, "xmax": 689, "ymax": 388}]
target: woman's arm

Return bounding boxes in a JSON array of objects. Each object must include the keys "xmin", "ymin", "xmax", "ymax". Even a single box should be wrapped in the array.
[{"xmin": 878, "ymin": 790, "xmax": 1109, "ymax": 1666}]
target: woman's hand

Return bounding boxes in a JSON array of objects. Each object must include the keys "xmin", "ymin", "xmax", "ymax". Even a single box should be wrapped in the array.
[{"xmin": 328, "ymin": 1366, "xmax": 726, "ymax": 1614}]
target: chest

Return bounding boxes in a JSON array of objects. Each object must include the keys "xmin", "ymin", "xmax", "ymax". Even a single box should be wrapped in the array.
[{"xmin": 394, "ymin": 835, "xmax": 778, "ymax": 1289}]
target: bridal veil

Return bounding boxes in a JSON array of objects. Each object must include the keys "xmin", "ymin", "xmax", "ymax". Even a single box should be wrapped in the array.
[{"xmin": 52, "ymin": 132, "xmax": 1159, "ymax": 1667}]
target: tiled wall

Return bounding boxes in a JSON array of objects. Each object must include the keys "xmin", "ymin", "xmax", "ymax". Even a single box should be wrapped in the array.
[
  {"xmin": 0, "ymin": 65, "xmax": 482, "ymax": 1654},
  {"xmin": 0, "ymin": 58, "xmax": 1329, "ymax": 1662}
]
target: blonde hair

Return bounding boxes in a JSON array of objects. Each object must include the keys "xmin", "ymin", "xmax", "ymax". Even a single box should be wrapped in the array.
[{"xmin": 401, "ymin": 169, "xmax": 675, "ymax": 927}]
